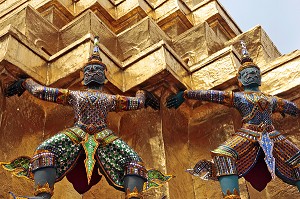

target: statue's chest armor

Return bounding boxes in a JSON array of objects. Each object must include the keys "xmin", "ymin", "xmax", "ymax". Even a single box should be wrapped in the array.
[
  {"xmin": 76, "ymin": 91, "xmax": 109, "ymax": 108},
  {"xmin": 71, "ymin": 91, "xmax": 111, "ymax": 122},
  {"xmin": 241, "ymin": 93, "xmax": 274, "ymax": 124},
  {"xmin": 245, "ymin": 93, "xmax": 271, "ymax": 112}
]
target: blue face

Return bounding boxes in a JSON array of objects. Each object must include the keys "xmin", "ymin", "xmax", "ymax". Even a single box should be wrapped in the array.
[
  {"xmin": 83, "ymin": 64, "xmax": 106, "ymax": 86},
  {"xmin": 238, "ymin": 67, "xmax": 261, "ymax": 87}
]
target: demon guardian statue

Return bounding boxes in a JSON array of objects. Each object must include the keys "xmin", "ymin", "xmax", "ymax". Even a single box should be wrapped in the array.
[
  {"xmin": 1, "ymin": 37, "xmax": 172, "ymax": 199},
  {"xmin": 166, "ymin": 41, "xmax": 300, "ymax": 198}
]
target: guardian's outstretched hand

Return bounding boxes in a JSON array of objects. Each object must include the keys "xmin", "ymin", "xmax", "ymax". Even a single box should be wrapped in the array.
[
  {"xmin": 5, "ymin": 79, "xmax": 26, "ymax": 97},
  {"xmin": 144, "ymin": 90, "xmax": 160, "ymax": 110},
  {"xmin": 166, "ymin": 90, "xmax": 185, "ymax": 109}
]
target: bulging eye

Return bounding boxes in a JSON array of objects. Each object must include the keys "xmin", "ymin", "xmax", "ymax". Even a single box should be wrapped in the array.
[
  {"xmin": 91, "ymin": 65, "xmax": 104, "ymax": 71},
  {"xmin": 84, "ymin": 65, "xmax": 92, "ymax": 72},
  {"xmin": 242, "ymin": 72, "xmax": 248, "ymax": 77}
]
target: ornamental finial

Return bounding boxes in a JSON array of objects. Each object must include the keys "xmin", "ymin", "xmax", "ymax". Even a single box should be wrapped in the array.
[
  {"xmin": 84, "ymin": 36, "xmax": 106, "ymax": 69},
  {"xmin": 238, "ymin": 40, "xmax": 259, "ymax": 72},
  {"xmin": 240, "ymin": 40, "xmax": 253, "ymax": 64},
  {"xmin": 89, "ymin": 36, "xmax": 102, "ymax": 62}
]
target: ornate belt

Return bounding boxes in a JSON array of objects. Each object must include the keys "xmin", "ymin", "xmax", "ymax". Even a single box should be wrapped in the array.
[
  {"xmin": 242, "ymin": 123, "xmax": 275, "ymax": 133},
  {"xmin": 75, "ymin": 122, "xmax": 107, "ymax": 135},
  {"xmin": 66, "ymin": 126, "xmax": 118, "ymax": 146},
  {"xmin": 237, "ymin": 123, "xmax": 281, "ymax": 140}
]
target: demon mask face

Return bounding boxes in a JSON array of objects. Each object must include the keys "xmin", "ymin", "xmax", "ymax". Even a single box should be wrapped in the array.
[
  {"xmin": 83, "ymin": 64, "xmax": 106, "ymax": 86},
  {"xmin": 238, "ymin": 66, "xmax": 261, "ymax": 88}
]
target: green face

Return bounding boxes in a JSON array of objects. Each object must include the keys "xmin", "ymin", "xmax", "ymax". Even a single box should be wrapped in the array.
[{"xmin": 238, "ymin": 67, "xmax": 261, "ymax": 87}]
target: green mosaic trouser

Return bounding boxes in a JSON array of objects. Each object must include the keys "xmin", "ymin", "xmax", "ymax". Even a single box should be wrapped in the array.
[
  {"xmin": 31, "ymin": 133, "xmax": 82, "ymax": 180},
  {"xmin": 33, "ymin": 128, "xmax": 171, "ymax": 187},
  {"xmin": 1, "ymin": 128, "xmax": 173, "ymax": 198},
  {"xmin": 31, "ymin": 131, "xmax": 145, "ymax": 187}
]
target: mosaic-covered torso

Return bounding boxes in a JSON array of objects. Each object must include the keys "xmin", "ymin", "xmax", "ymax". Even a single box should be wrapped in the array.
[
  {"xmin": 71, "ymin": 90, "xmax": 113, "ymax": 123},
  {"xmin": 22, "ymin": 78, "xmax": 145, "ymax": 134},
  {"xmin": 233, "ymin": 91, "xmax": 298, "ymax": 136},
  {"xmin": 69, "ymin": 91, "xmax": 114, "ymax": 131},
  {"xmin": 234, "ymin": 92, "xmax": 275, "ymax": 126},
  {"xmin": 68, "ymin": 90, "xmax": 143, "ymax": 133}
]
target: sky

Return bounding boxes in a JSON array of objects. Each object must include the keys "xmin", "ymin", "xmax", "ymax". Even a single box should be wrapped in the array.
[{"xmin": 218, "ymin": 0, "xmax": 300, "ymax": 55}]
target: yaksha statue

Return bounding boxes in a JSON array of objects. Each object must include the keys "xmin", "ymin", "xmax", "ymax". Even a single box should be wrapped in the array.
[
  {"xmin": 1, "ymin": 36, "xmax": 172, "ymax": 199},
  {"xmin": 166, "ymin": 41, "xmax": 300, "ymax": 198}
]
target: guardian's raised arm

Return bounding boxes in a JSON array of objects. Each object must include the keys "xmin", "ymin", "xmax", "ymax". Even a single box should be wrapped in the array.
[{"xmin": 5, "ymin": 78, "xmax": 69, "ymax": 105}]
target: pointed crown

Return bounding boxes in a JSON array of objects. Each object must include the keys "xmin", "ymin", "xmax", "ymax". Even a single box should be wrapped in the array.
[
  {"xmin": 238, "ymin": 40, "xmax": 259, "ymax": 72},
  {"xmin": 84, "ymin": 36, "xmax": 106, "ymax": 69}
]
